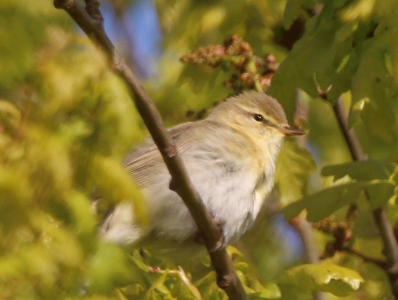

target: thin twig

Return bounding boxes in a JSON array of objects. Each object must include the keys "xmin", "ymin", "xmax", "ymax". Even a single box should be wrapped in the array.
[
  {"xmin": 293, "ymin": 94, "xmax": 320, "ymax": 265},
  {"xmin": 290, "ymin": 215, "xmax": 326, "ymax": 300},
  {"xmin": 291, "ymin": 215, "xmax": 319, "ymax": 264},
  {"xmin": 332, "ymin": 99, "xmax": 367, "ymax": 162},
  {"xmin": 332, "ymin": 98, "xmax": 398, "ymax": 295},
  {"xmin": 343, "ymin": 247, "xmax": 386, "ymax": 268},
  {"xmin": 293, "ymin": 94, "xmax": 325, "ymax": 300},
  {"xmin": 53, "ymin": 0, "xmax": 247, "ymax": 298}
]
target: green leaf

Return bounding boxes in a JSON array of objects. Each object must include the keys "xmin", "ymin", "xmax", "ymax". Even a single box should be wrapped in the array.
[
  {"xmin": 321, "ymin": 160, "xmax": 396, "ymax": 181},
  {"xmin": 350, "ymin": 33, "xmax": 396, "ymax": 139},
  {"xmin": 146, "ymin": 270, "xmax": 170, "ymax": 297},
  {"xmin": 67, "ymin": 191, "xmax": 96, "ymax": 238},
  {"xmin": 279, "ymin": 264, "xmax": 364, "ymax": 297},
  {"xmin": 328, "ymin": 53, "xmax": 359, "ymax": 103},
  {"xmin": 275, "ymin": 140, "xmax": 316, "ymax": 205},
  {"xmin": 260, "ymin": 281, "xmax": 281, "ymax": 299},
  {"xmin": 366, "ymin": 181, "xmax": 396, "ymax": 209},
  {"xmin": 87, "ymin": 243, "xmax": 138, "ymax": 293},
  {"xmin": 0, "ymin": 0, "xmax": 65, "ymax": 94},
  {"xmin": 334, "ymin": 21, "xmax": 359, "ymax": 44},
  {"xmin": 131, "ymin": 249, "xmax": 151, "ymax": 273},
  {"xmin": 388, "ymin": 23, "xmax": 398, "ymax": 88},
  {"xmin": 352, "ymin": 198, "xmax": 381, "ymax": 239},
  {"xmin": 283, "ymin": 182, "xmax": 363, "ymax": 221},
  {"xmin": 283, "ymin": 0, "xmax": 304, "ymax": 30},
  {"xmin": 0, "ymin": 168, "xmax": 31, "ymax": 231},
  {"xmin": 283, "ymin": 179, "xmax": 396, "ymax": 221},
  {"xmin": 360, "ymin": 95, "xmax": 396, "ymax": 143},
  {"xmin": 38, "ymin": 216, "xmax": 84, "ymax": 268},
  {"xmin": 339, "ymin": 0, "xmax": 376, "ymax": 21},
  {"xmin": 195, "ymin": 271, "xmax": 216, "ymax": 288},
  {"xmin": 282, "ymin": 198, "xmax": 311, "ymax": 221},
  {"xmin": 90, "ymin": 155, "xmax": 149, "ymax": 228},
  {"xmin": 269, "ymin": 15, "xmax": 337, "ymax": 116}
]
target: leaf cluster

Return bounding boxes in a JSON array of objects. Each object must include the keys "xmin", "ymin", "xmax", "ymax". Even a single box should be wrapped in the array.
[{"xmin": 0, "ymin": 3, "xmax": 148, "ymax": 297}]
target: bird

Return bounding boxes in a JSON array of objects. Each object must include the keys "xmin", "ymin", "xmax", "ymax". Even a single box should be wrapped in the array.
[{"xmin": 99, "ymin": 91, "xmax": 304, "ymax": 258}]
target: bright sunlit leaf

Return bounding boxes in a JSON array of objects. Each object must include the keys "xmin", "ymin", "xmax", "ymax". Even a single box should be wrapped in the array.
[{"xmin": 279, "ymin": 264, "xmax": 364, "ymax": 297}]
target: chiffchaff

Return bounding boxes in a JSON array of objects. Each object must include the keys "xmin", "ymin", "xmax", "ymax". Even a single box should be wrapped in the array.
[{"xmin": 100, "ymin": 91, "xmax": 304, "ymax": 256}]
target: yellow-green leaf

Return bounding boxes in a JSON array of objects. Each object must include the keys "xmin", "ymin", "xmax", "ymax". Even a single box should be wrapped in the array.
[{"xmin": 279, "ymin": 264, "xmax": 364, "ymax": 297}]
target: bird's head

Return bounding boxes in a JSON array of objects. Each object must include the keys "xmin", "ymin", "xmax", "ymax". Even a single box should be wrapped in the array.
[{"xmin": 208, "ymin": 91, "xmax": 305, "ymax": 142}]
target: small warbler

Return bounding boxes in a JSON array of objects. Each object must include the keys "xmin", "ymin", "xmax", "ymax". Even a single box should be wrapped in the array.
[{"xmin": 100, "ymin": 91, "xmax": 304, "ymax": 255}]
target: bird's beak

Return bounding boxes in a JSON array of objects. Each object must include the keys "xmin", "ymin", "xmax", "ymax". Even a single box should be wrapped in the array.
[{"xmin": 278, "ymin": 126, "xmax": 306, "ymax": 136}]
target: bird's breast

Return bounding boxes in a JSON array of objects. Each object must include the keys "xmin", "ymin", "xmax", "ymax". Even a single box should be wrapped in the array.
[{"xmin": 182, "ymin": 148, "xmax": 264, "ymax": 243}]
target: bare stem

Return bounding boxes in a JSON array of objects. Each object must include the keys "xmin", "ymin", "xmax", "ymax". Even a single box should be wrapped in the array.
[
  {"xmin": 343, "ymin": 247, "xmax": 386, "ymax": 268},
  {"xmin": 291, "ymin": 215, "xmax": 326, "ymax": 300},
  {"xmin": 292, "ymin": 94, "xmax": 325, "ymax": 300},
  {"xmin": 292, "ymin": 216, "xmax": 319, "ymax": 264},
  {"xmin": 53, "ymin": 0, "xmax": 247, "ymax": 298},
  {"xmin": 332, "ymin": 99, "xmax": 366, "ymax": 162}
]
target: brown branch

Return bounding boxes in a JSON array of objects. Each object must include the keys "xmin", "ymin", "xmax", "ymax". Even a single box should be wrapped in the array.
[
  {"xmin": 332, "ymin": 98, "xmax": 398, "ymax": 295},
  {"xmin": 53, "ymin": 0, "xmax": 247, "ymax": 298},
  {"xmin": 293, "ymin": 95, "xmax": 321, "ymax": 264},
  {"xmin": 332, "ymin": 100, "xmax": 367, "ymax": 162},
  {"xmin": 291, "ymin": 216, "xmax": 320, "ymax": 264},
  {"xmin": 293, "ymin": 96, "xmax": 325, "ymax": 300},
  {"xmin": 342, "ymin": 247, "xmax": 387, "ymax": 268},
  {"xmin": 290, "ymin": 215, "xmax": 326, "ymax": 300}
]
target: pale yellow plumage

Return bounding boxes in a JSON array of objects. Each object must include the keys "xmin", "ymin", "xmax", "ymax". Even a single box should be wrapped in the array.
[{"xmin": 100, "ymin": 91, "xmax": 304, "ymax": 257}]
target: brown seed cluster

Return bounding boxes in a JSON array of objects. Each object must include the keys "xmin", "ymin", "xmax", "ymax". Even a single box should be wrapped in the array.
[
  {"xmin": 313, "ymin": 217, "xmax": 353, "ymax": 258},
  {"xmin": 181, "ymin": 34, "xmax": 280, "ymax": 94}
]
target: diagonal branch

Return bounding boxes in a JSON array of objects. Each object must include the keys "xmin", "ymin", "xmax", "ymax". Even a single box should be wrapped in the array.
[
  {"xmin": 332, "ymin": 98, "xmax": 398, "ymax": 295},
  {"xmin": 53, "ymin": 0, "xmax": 247, "ymax": 299},
  {"xmin": 342, "ymin": 247, "xmax": 387, "ymax": 269}
]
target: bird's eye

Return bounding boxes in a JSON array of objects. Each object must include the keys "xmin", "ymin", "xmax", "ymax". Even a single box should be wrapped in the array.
[{"xmin": 253, "ymin": 114, "xmax": 264, "ymax": 122}]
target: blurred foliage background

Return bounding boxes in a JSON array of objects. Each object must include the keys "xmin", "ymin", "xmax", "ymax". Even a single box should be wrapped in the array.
[{"xmin": 1, "ymin": 0, "xmax": 398, "ymax": 299}]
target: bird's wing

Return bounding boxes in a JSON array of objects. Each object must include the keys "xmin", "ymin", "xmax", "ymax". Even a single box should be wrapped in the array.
[{"xmin": 123, "ymin": 121, "xmax": 204, "ymax": 188}]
